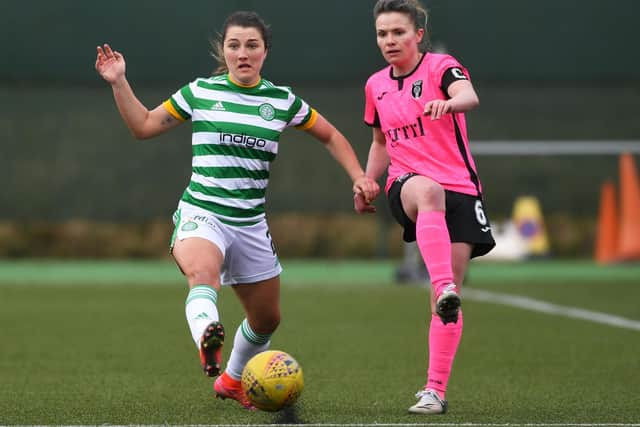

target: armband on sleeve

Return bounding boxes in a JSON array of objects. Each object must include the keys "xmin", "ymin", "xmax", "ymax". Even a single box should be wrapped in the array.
[{"xmin": 440, "ymin": 67, "xmax": 469, "ymax": 94}]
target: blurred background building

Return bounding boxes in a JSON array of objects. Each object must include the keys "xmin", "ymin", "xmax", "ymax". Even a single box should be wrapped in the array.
[{"xmin": 1, "ymin": 0, "xmax": 639, "ymax": 259}]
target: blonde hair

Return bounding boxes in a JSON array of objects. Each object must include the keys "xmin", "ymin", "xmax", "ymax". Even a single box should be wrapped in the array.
[
  {"xmin": 373, "ymin": 0, "xmax": 431, "ymax": 52},
  {"xmin": 210, "ymin": 11, "xmax": 272, "ymax": 75}
]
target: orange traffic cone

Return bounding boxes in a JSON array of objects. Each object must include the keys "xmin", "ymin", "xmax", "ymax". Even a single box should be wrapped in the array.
[
  {"xmin": 594, "ymin": 181, "xmax": 619, "ymax": 264},
  {"xmin": 617, "ymin": 153, "xmax": 640, "ymax": 261}
]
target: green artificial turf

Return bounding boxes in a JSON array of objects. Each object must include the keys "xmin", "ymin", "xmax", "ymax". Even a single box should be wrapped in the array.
[{"xmin": 0, "ymin": 260, "xmax": 638, "ymax": 424}]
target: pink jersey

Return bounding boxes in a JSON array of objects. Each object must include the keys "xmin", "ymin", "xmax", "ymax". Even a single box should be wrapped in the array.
[{"xmin": 364, "ymin": 53, "xmax": 482, "ymax": 196}]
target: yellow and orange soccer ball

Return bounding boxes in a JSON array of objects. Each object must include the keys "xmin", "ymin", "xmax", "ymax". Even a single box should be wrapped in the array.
[{"xmin": 241, "ymin": 350, "xmax": 304, "ymax": 412}]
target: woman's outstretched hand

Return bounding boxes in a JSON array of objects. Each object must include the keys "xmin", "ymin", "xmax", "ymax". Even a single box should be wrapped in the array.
[
  {"xmin": 353, "ymin": 175, "xmax": 379, "ymax": 205},
  {"xmin": 95, "ymin": 44, "xmax": 126, "ymax": 84},
  {"xmin": 353, "ymin": 175, "xmax": 379, "ymax": 214},
  {"xmin": 354, "ymin": 192, "xmax": 376, "ymax": 214}
]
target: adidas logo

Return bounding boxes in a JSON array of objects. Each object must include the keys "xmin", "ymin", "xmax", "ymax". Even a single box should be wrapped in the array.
[
  {"xmin": 194, "ymin": 312, "xmax": 210, "ymax": 320},
  {"xmin": 211, "ymin": 101, "xmax": 225, "ymax": 111}
]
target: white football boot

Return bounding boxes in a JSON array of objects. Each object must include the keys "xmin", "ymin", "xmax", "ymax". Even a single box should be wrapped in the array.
[
  {"xmin": 408, "ymin": 389, "xmax": 448, "ymax": 414},
  {"xmin": 435, "ymin": 283, "xmax": 461, "ymax": 324}
]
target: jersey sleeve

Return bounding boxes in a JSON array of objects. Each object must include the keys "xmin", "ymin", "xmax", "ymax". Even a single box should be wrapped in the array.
[
  {"xmin": 162, "ymin": 81, "xmax": 195, "ymax": 121},
  {"xmin": 437, "ymin": 56, "xmax": 471, "ymax": 96},
  {"xmin": 286, "ymin": 94, "xmax": 318, "ymax": 130},
  {"xmin": 364, "ymin": 79, "xmax": 380, "ymax": 127}
]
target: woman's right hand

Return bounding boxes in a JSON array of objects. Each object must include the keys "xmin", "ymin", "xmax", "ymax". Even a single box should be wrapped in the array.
[
  {"xmin": 95, "ymin": 44, "xmax": 126, "ymax": 84},
  {"xmin": 354, "ymin": 192, "xmax": 376, "ymax": 214}
]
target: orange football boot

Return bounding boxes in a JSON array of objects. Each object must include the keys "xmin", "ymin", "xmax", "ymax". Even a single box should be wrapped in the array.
[{"xmin": 214, "ymin": 372, "xmax": 255, "ymax": 410}]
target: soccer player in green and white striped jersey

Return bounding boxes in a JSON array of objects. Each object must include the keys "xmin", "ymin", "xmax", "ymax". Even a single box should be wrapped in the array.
[{"xmin": 95, "ymin": 10, "xmax": 379, "ymax": 409}]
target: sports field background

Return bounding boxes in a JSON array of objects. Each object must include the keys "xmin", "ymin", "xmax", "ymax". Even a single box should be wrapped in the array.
[
  {"xmin": 1, "ymin": 259, "xmax": 638, "ymax": 425},
  {"xmin": 3, "ymin": 0, "xmax": 640, "ymax": 223},
  {"xmin": 2, "ymin": 1, "xmax": 640, "ymax": 425}
]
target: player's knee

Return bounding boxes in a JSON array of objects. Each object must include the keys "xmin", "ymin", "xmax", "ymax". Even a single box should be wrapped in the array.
[
  {"xmin": 184, "ymin": 266, "xmax": 220, "ymax": 288},
  {"xmin": 416, "ymin": 181, "xmax": 445, "ymax": 209}
]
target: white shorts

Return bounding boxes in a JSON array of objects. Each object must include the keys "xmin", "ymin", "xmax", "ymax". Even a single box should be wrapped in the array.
[{"xmin": 170, "ymin": 202, "xmax": 282, "ymax": 286}]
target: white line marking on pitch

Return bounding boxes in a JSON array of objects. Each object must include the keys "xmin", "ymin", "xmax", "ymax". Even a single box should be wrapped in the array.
[
  {"xmin": 14, "ymin": 424, "xmax": 640, "ymax": 427},
  {"xmin": 177, "ymin": 424, "xmax": 640, "ymax": 427},
  {"xmin": 181, "ymin": 424, "xmax": 640, "ymax": 427},
  {"xmin": 464, "ymin": 289, "xmax": 640, "ymax": 331}
]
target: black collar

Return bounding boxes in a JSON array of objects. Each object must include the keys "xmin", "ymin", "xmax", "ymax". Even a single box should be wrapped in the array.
[{"xmin": 389, "ymin": 52, "xmax": 426, "ymax": 90}]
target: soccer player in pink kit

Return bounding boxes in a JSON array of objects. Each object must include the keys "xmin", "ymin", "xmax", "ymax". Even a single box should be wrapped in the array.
[{"xmin": 355, "ymin": 0, "xmax": 496, "ymax": 415}]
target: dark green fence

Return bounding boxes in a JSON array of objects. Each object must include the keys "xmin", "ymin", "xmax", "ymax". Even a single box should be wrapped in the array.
[
  {"xmin": 2, "ymin": 0, "xmax": 638, "ymax": 83},
  {"xmin": 3, "ymin": 82, "xmax": 638, "ymax": 220},
  {"xmin": 2, "ymin": 1, "xmax": 640, "ymax": 221}
]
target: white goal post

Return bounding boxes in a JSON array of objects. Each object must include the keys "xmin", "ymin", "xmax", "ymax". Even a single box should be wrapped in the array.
[{"xmin": 471, "ymin": 141, "xmax": 640, "ymax": 156}]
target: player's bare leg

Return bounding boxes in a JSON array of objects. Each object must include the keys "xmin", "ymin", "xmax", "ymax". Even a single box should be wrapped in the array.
[
  {"xmin": 214, "ymin": 276, "xmax": 280, "ymax": 408},
  {"xmin": 173, "ymin": 237, "xmax": 225, "ymax": 377}
]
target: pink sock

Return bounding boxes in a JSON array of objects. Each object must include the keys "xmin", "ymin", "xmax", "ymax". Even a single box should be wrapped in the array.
[
  {"xmin": 426, "ymin": 311, "xmax": 463, "ymax": 398},
  {"xmin": 416, "ymin": 211, "xmax": 454, "ymax": 295}
]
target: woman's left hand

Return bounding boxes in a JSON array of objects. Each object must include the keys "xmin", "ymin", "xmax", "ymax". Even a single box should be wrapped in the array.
[
  {"xmin": 352, "ymin": 175, "xmax": 380, "ymax": 204},
  {"xmin": 423, "ymin": 99, "xmax": 453, "ymax": 120}
]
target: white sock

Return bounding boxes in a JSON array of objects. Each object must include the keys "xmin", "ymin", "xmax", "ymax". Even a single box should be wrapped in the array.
[
  {"xmin": 225, "ymin": 318, "xmax": 271, "ymax": 380},
  {"xmin": 185, "ymin": 285, "xmax": 219, "ymax": 348}
]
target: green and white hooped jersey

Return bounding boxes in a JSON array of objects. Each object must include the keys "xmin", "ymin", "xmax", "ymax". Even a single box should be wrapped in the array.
[{"xmin": 163, "ymin": 74, "xmax": 318, "ymax": 226}]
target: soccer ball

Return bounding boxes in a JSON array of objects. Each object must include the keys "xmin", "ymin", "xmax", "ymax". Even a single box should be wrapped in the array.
[{"xmin": 241, "ymin": 350, "xmax": 304, "ymax": 412}]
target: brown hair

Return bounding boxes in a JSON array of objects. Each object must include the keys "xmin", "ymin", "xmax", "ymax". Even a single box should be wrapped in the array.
[
  {"xmin": 373, "ymin": 0, "xmax": 431, "ymax": 52},
  {"xmin": 211, "ymin": 11, "xmax": 272, "ymax": 75}
]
